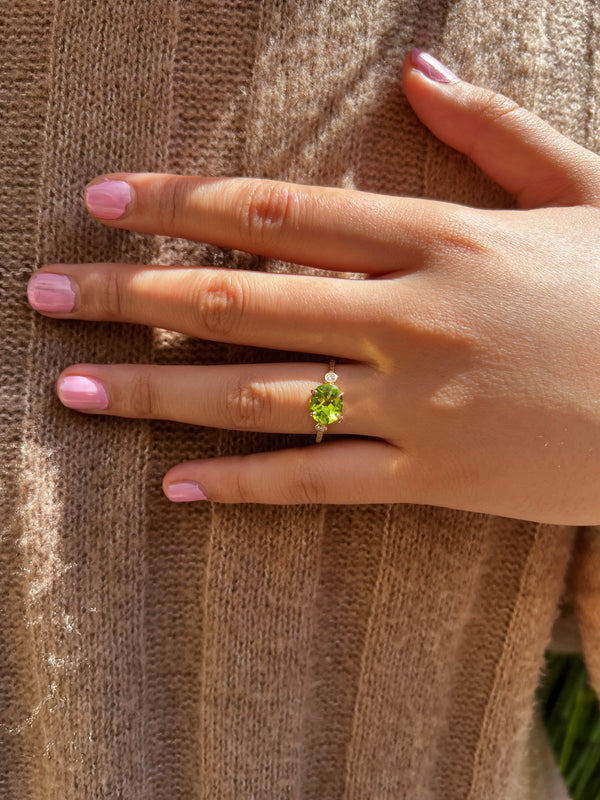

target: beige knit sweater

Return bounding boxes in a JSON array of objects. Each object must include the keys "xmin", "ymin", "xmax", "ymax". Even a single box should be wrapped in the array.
[{"xmin": 2, "ymin": 1, "xmax": 600, "ymax": 798}]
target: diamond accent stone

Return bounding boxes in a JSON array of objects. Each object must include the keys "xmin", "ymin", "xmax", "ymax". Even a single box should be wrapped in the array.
[{"xmin": 324, "ymin": 371, "xmax": 338, "ymax": 383}]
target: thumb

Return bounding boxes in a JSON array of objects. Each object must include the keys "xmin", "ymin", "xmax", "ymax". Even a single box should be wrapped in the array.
[{"xmin": 402, "ymin": 48, "xmax": 600, "ymax": 209}]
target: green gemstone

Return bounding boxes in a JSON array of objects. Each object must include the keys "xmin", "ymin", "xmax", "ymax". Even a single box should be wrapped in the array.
[{"xmin": 310, "ymin": 383, "xmax": 343, "ymax": 426}]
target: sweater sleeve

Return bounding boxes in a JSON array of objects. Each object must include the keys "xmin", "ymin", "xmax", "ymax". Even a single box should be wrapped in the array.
[{"xmin": 572, "ymin": 527, "xmax": 600, "ymax": 696}]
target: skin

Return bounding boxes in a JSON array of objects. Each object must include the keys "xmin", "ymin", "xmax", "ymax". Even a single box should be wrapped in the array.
[{"xmin": 27, "ymin": 52, "xmax": 600, "ymax": 523}]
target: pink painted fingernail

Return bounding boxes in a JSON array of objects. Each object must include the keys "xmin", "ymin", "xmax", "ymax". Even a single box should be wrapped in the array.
[
  {"xmin": 85, "ymin": 179, "xmax": 132, "ymax": 219},
  {"xmin": 28, "ymin": 273, "xmax": 76, "ymax": 312},
  {"xmin": 58, "ymin": 376, "xmax": 109, "ymax": 410},
  {"xmin": 410, "ymin": 48, "xmax": 459, "ymax": 84},
  {"xmin": 166, "ymin": 481, "xmax": 208, "ymax": 502}
]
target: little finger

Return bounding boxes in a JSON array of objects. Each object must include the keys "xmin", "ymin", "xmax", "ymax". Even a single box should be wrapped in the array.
[{"xmin": 163, "ymin": 440, "xmax": 407, "ymax": 505}]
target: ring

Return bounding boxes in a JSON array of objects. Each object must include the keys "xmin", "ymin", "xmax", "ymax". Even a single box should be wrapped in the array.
[{"xmin": 310, "ymin": 359, "xmax": 344, "ymax": 443}]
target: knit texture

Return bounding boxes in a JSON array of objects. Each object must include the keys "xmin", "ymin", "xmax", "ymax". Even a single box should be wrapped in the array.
[{"xmin": 1, "ymin": 1, "xmax": 598, "ymax": 797}]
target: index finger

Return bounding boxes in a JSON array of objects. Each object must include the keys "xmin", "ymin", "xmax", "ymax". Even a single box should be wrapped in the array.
[{"xmin": 84, "ymin": 173, "xmax": 483, "ymax": 273}]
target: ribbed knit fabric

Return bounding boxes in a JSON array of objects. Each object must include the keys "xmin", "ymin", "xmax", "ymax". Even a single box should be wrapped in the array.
[{"xmin": 1, "ymin": 1, "xmax": 598, "ymax": 798}]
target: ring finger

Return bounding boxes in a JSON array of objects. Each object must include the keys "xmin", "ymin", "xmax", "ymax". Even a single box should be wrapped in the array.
[{"xmin": 56, "ymin": 362, "xmax": 379, "ymax": 437}]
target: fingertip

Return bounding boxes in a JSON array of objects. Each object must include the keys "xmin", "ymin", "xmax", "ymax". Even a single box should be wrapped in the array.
[
  {"xmin": 84, "ymin": 175, "xmax": 134, "ymax": 221},
  {"xmin": 163, "ymin": 478, "xmax": 209, "ymax": 503},
  {"xmin": 56, "ymin": 371, "xmax": 110, "ymax": 411},
  {"xmin": 83, "ymin": 172, "xmax": 137, "ymax": 193},
  {"xmin": 27, "ymin": 270, "xmax": 78, "ymax": 314},
  {"xmin": 162, "ymin": 460, "xmax": 210, "ymax": 502},
  {"xmin": 402, "ymin": 47, "xmax": 461, "ymax": 86}
]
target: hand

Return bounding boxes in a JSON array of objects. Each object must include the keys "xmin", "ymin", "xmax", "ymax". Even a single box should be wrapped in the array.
[{"xmin": 26, "ymin": 49, "xmax": 600, "ymax": 523}]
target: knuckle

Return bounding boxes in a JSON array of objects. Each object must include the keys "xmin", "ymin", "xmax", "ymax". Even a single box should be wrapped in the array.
[
  {"xmin": 474, "ymin": 89, "xmax": 521, "ymax": 127},
  {"xmin": 128, "ymin": 373, "xmax": 160, "ymax": 418},
  {"xmin": 192, "ymin": 272, "xmax": 246, "ymax": 338},
  {"xmin": 224, "ymin": 376, "xmax": 271, "ymax": 431},
  {"xmin": 291, "ymin": 459, "xmax": 328, "ymax": 504},
  {"xmin": 101, "ymin": 270, "xmax": 125, "ymax": 318},
  {"xmin": 235, "ymin": 179, "xmax": 299, "ymax": 244},
  {"xmin": 156, "ymin": 176, "xmax": 187, "ymax": 232},
  {"xmin": 234, "ymin": 466, "xmax": 259, "ymax": 504}
]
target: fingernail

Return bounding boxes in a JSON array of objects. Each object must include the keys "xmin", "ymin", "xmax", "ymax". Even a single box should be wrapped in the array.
[
  {"xmin": 28, "ymin": 273, "xmax": 76, "ymax": 313},
  {"xmin": 410, "ymin": 48, "xmax": 459, "ymax": 84},
  {"xmin": 58, "ymin": 376, "xmax": 109, "ymax": 410},
  {"xmin": 166, "ymin": 481, "xmax": 208, "ymax": 502},
  {"xmin": 85, "ymin": 179, "xmax": 132, "ymax": 219}
]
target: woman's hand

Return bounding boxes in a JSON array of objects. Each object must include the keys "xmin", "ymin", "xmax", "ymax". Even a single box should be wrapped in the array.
[{"xmin": 26, "ymin": 49, "xmax": 600, "ymax": 523}]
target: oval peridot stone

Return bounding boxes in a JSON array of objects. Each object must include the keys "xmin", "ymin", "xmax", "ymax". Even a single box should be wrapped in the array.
[{"xmin": 310, "ymin": 383, "xmax": 343, "ymax": 426}]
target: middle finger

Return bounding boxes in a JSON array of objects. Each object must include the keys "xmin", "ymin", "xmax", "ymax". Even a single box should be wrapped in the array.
[{"xmin": 28, "ymin": 264, "xmax": 390, "ymax": 362}]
